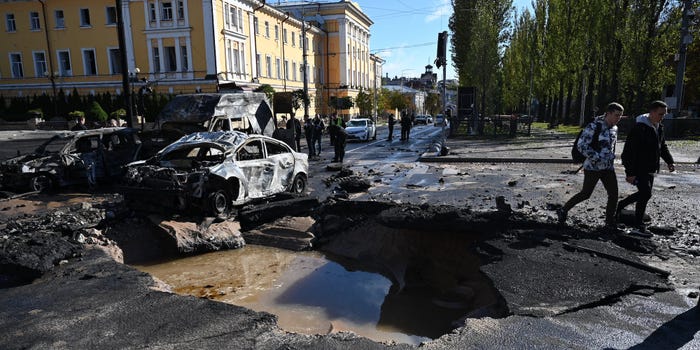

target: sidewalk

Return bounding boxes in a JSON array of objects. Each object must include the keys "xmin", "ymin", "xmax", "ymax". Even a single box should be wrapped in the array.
[{"xmin": 420, "ymin": 127, "xmax": 700, "ymax": 164}]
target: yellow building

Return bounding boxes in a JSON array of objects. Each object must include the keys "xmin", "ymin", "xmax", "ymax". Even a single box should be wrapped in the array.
[{"xmin": 0, "ymin": 0, "xmax": 382, "ymax": 118}]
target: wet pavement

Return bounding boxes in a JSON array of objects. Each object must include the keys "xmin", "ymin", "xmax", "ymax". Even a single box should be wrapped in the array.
[{"xmin": 1, "ymin": 124, "xmax": 699, "ymax": 349}]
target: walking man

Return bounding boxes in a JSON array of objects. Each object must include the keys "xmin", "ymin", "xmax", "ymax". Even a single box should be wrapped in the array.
[
  {"xmin": 387, "ymin": 114, "xmax": 395, "ymax": 141},
  {"xmin": 312, "ymin": 115, "xmax": 324, "ymax": 156},
  {"xmin": 303, "ymin": 115, "xmax": 314, "ymax": 157},
  {"xmin": 558, "ymin": 102, "xmax": 624, "ymax": 231},
  {"xmin": 617, "ymin": 100, "xmax": 675, "ymax": 236},
  {"xmin": 332, "ymin": 124, "xmax": 347, "ymax": 163}
]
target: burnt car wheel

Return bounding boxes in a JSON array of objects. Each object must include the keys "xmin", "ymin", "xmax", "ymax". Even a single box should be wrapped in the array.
[
  {"xmin": 207, "ymin": 189, "xmax": 231, "ymax": 219},
  {"xmin": 289, "ymin": 174, "xmax": 307, "ymax": 194},
  {"xmin": 29, "ymin": 175, "xmax": 53, "ymax": 192}
]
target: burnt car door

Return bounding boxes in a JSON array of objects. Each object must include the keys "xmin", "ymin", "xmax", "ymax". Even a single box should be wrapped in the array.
[
  {"xmin": 234, "ymin": 139, "xmax": 274, "ymax": 198},
  {"xmin": 64, "ymin": 134, "xmax": 104, "ymax": 185},
  {"xmin": 263, "ymin": 138, "xmax": 295, "ymax": 192},
  {"xmin": 101, "ymin": 130, "xmax": 141, "ymax": 178}
]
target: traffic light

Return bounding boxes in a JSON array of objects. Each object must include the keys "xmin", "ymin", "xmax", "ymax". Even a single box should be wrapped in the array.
[{"xmin": 436, "ymin": 31, "xmax": 447, "ymax": 68}]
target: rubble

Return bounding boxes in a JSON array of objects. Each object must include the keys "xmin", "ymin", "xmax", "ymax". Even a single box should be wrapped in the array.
[{"xmin": 149, "ymin": 216, "xmax": 245, "ymax": 254}]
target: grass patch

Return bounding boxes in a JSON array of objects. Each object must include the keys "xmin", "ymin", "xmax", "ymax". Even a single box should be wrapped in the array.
[{"xmin": 532, "ymin": 122, "xmax": 582, "ymax": 136}]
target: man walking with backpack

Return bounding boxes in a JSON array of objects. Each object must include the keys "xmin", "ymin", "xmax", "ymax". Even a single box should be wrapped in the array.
[
  {"xmin": 616, "ymin": 100, "xmax": 675, "ymax": 236},
  {"xmin": 558, "ymin": 102, "xmax": 624, "ymax": 232}
]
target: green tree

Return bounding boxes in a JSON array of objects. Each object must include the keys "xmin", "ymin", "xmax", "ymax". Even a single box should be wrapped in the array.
[
  {"xmin": 290, "ymin": 89, "xmax": 309, "ymax": 116},
  {"xmin": 355, "ymin": 87, "xmax": 372, "ymax": 116},
  {"xmin": 86, "ymin": 101, "xmax": 108, "ymax": 123},
  {"xmin": 254, "ymin": 84, "xmax": 276, "ymax": 101},
  {"xmin": 386, "ymin": 90, "xmax": 409, "ymax": 112},
  {"xmin": 424, "ymin": 92, "xmax": 441, "ymax": 116},
  {"xmin": 328, "ymin": 96, "xmax": 354, "ymax": 111}
]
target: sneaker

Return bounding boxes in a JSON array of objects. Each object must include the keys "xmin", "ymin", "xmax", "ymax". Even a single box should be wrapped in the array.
[
  {"xmin": 556, "ymin": 208, "xmax": 567, "ymax": 225},
  {"xmin": 629, "ymin": 225, "xmax": 653, "ymax": 238}
]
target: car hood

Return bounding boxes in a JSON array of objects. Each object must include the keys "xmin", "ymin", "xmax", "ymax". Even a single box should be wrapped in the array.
[
  {"xmin": 1, "ymin": 152, "xmax": 61, "ymax": 173},
  {"xmin": 345, "ymin": 126, "xmax": 368, "ymax": 132}
]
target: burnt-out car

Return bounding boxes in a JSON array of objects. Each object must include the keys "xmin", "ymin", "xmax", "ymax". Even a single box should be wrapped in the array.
[
  {"xmin": 121, "ymin": 131, "xmax": 308, "ymax": 217},
  {"xmin": 0, "ymin": 128, "xmax": 141, "ymax": 192}
]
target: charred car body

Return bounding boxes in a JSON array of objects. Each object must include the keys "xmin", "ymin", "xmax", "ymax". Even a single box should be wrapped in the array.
[
  {"xmin": 0, "ymin": 128, "xmax": 141, "ymax": 192},
  {"xmin": 122, "ymin": 131, "xmax": 308, "ymax": 217}
]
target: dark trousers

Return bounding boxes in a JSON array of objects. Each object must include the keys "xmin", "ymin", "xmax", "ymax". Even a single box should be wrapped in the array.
[
  {"xmin": 333, "ymin": 141, "xmax": 346, "ymax": 162},
  {"xmin": 388, "ymin": 125, "xmax": 394, "ymax": 140},
  {"xmin": 562, "ymin": 169, "xmax": 618, "ymax": 226},
  {"xmin": 312, "ymin": 137, "xmax": 322, "ymax": 155},
  {"xmin": 401, "ymin": 126, "xmax": 410, "ymax": 140},
  {"xmin": 305, "ymin": 136, "xmax": 314, "ymax": 156},
  {"xmin": 329, "ymin": 131, "xmax": 336, "ymax": 146},
  {"xmin": 617, "ymin": 173, "xmax": 654, "ymax": 226}
]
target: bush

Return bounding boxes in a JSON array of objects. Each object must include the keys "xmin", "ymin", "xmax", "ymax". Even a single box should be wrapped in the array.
[
  {"xmin": 27, "ymin": 108, "xmax": 43, "ymax": 118},
  {"xmin": 110, "ymin": 108, "xmax": 126, "ymax": 119},
  {"xmin": 86, "ymin": 101, "xmax": 108, "ymax": 122},
  {"xmin": 68, "ymin": 110, "xmax": 85, "ymax": 119}
]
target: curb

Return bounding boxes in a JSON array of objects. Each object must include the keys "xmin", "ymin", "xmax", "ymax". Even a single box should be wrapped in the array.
[{"xmin": 419, "ymin": 155, "xmax": 700, "ymax": 165}]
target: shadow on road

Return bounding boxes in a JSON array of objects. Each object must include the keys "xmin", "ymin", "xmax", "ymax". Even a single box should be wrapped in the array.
[{"xmin": 624, "ymin": 306, "xmax": 699, "ymax": 350}]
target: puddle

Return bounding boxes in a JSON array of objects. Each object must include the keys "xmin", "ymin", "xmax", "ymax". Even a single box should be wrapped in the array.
[{"xmin": 134, "ymin": 245, "xmax": 477, "ymax": 345}]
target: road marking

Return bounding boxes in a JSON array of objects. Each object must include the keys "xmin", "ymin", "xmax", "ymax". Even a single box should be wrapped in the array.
[{"xmin": 346, "ymin": 126, "xmax": 441, "ymax": 154}]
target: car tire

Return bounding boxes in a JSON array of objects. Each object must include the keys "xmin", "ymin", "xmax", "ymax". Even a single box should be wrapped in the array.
[
  {"xmin": 289, "ymin": 173, "xmax": 307, "ymax": 194},
  {"xmin": 207, "ymin": 189, "xmax": 231, "ymax": 219},
  {"xmin": 29, "ymin": 174, "xmax": 54, "ymax": 192}
]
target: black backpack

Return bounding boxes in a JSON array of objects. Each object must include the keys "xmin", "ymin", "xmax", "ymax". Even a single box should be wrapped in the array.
[{"xmin": 571, "ymin": 122, "xmax": 602, "ymax": 163}]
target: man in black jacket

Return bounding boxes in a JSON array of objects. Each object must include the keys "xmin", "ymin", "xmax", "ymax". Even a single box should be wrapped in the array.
[{"xmin": 618, "ymin": 100, "xmax": 675, "ymax": 235}]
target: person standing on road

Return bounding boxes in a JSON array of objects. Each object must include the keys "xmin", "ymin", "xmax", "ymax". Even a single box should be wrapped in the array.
[
  {"xmin": 616, "ymin": 100, "xmax": 675, "ymax": 236},
  {"xmin": 387, "ymin": 114, "xmax": 396, "ymax": 141},
  {"xmin": 312, "ymin": 115, "xmax": 324, "ymax": 156},
  {"xmin": 400, "ymin": 113, "xmax": 412, "ymax": 141},
  {"xmin": 303, "ymin": 115, "xmax": 314, "ymax": 157},
  {"xmin": 558, "ymin": 102, "xmax": 624, "ymax": 231},
  {"xmin": 332, "ymin": 124, "xmax": 347, "ymax": 163},
  {"xmin": 286, "ymin": 115, "xmax": 302, "ymax": 151},
  {"xmin": 328, "ymin": 113, "xmax": 339, "ymax": 146}
]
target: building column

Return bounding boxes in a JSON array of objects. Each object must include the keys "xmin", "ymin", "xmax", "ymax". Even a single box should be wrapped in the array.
[
  {"xmin": 249, "ymin": 12, "xmax": 257, "ymax": 79},
  {"xmin": 202, "ymin": 0, "xmax": 217, "ymax": 76},
  {"xmin": 339, "ymin": 19, "xmax": 348, "ymax": 86}
]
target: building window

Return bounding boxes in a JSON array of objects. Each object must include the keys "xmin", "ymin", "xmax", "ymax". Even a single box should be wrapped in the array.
[
  {"xmin": 292, "ymin": 62, "xmax": 297, "ymax": 81},
  {"xmin": 177, "ymin": 1, "xmax": 185, "ymax": 20},
  {"xmin": 152, "ymin": 47, "xmax": 160, "ymax": 72},
  {"xmin": 264, "ymin": 21, "xmax": 269, "ymax": 38},
  {"xmin": 106, "ymin": 6, "xmax": 117, "ymax": 25},
  {"xmin": 265, "ymin": 56, "xmax": 272, "ymax": 78},
  {"xmin": 254, "ymin": 17, "xmax": 259, "ymax": 35},
  {"xmin": 6, "ymin": 14, "xmax": 16, "ymax": 32},
  {"xmin": 80, "ymin": 8, "xmax": 91, "ymax": 27},
  {"xmin": 284, "ymin": 60, "xmax": 289, "ymax": 80},
  {"xmin": 162, "ymin": 2, "xmax": 173, "ymax": 21},
  {"xmin": 30, "ymin": 12, "xmax": 40, "ymax": 30},
  {"xmin": 108, "ymin": 48, "xmax": 121, "ymax": 74},
  {"xmin": 181, "ymin": 45, "xmax": 188, "ymax": 71},
  {"xmin": 276, "ymin": 58, "xmax": 281, "ymax": 79},
  {"xmin": 10, "ymin": 53, "xmax": 23, "ymax": 78},
  {"xmin": 149, "ymin": 3, "xmax": 156, "ymax": 21},
  {"xmin": 83, "ymin": 49, "xmax": 97, "ymax": 76},
  {"xmin": 54, "ymin": 10, "xmax": 65, "ymax": 28},
  {"xmin": 57, "ymin": 50, "xmax": 72, "ymax": 76},
  {"xmin": 33, "ymin": 52, "xmax": 46, "ymax": 77},
  {"xmin": 164, "ymin": 46, "xmax": 176, "ymax": 71},
  {"xmin": 233, "ymin": 46, "xmax": 241, "ymax": 73},
  {"xmin": 291, "ymin": 32, "xmax": 295, "ymax": 47},
  {"xmin": 256, "ymin": 54, "xmax": 261, "ymax": 77},
  {"xmin": 283, "ymin": 28, "xmax": 287, "ymax": 44}
]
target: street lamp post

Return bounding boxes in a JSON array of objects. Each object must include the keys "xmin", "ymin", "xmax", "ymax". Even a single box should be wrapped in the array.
[
  {"xmin": 579, "ymin": 64, "xmax": 588, "ymax": 127},
  {"xmin": 129, "ymin": 68, "xmax": 140, "ymax": 125}
]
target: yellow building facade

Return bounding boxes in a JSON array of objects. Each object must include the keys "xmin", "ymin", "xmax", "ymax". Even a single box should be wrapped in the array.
[{"xmin": 0, "ymin": 0, "xmax": 382, "ymax": 118}]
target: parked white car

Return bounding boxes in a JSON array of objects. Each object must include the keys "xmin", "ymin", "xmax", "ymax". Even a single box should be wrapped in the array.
[
  {"xmin": 414, "ymin": 115, "xmax": 433, "ymax": 125},
  {"xmin": 344, "ymin": 118, "xmax": 377, "ymax": 141},
  {"xmin": 122, "ymin": 131, "xmax": 308, "ymax": 218}
]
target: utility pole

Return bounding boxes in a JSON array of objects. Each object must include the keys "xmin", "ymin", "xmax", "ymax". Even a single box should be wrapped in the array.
[
  {"xmin": 672, "ymin": 0, "xmax": 693, "ymax": 117},
  {"xmin": 116, "ymin": 0, "xmax": 133, "ymax": 128}
]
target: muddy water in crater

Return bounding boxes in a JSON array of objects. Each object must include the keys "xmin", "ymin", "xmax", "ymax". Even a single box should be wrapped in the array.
[{"xmin": 134, "ymin": 245, "xmax": 468, "ymax": 345}]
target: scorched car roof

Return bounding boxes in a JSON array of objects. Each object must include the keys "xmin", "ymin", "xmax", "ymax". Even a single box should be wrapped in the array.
[{"xmin": 159, "ymin": 131, "xmax": 249, "ymax": 154}]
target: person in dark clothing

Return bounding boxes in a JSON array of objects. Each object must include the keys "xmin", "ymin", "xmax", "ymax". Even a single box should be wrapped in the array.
[
  {"xmin": 332, "ymin": 124, "xmax": 347, "ymax": 163},
  {"xmin": 286, "ymin": 116, "xmax": 302, "ymax": 151},
  {"xmin": 312, "ymin": 115, "xmax": 324, "ymax": 156},
  {"xmin": 387, "ymin": 114, "xmax": 396, "ymax": 141},
  {"xmin": 558, "ymin": 102, "xmax": 624, "ymax": 231},
  {"xmin": 617, "ymin": 100, "xmax": 675, "ymax": 236},
  {"xmin": 303, "ymin": 116, "xmax": 314, "ymax": 156},
  {"xmin": 328, "ymin": 114, "xmax": 338, "ymax": 146},
  {"xmin": 400, "ymin": 113, "xmax": 412, "ymax": 141},
  {"xmin": 71, "ymin": 116, "xmax": 88, "ymax": 131}
]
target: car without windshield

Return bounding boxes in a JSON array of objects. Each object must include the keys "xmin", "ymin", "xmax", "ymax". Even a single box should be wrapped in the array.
[
  {"xmin": 344, "ymin": 118, "xmax": 377, "ymax": 142},
  {"xmin": 0, "ymin": 127, "xmax": 141, "ymax": 192},
  {"xmin": 121, "ymin": 131, "xmax": 308, "ymax": 218}
]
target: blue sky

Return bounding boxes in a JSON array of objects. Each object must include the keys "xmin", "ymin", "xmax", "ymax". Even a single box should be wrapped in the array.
[{"xmin": 350, "ymin": 0, "xmax": 532, "ymax": 81}]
